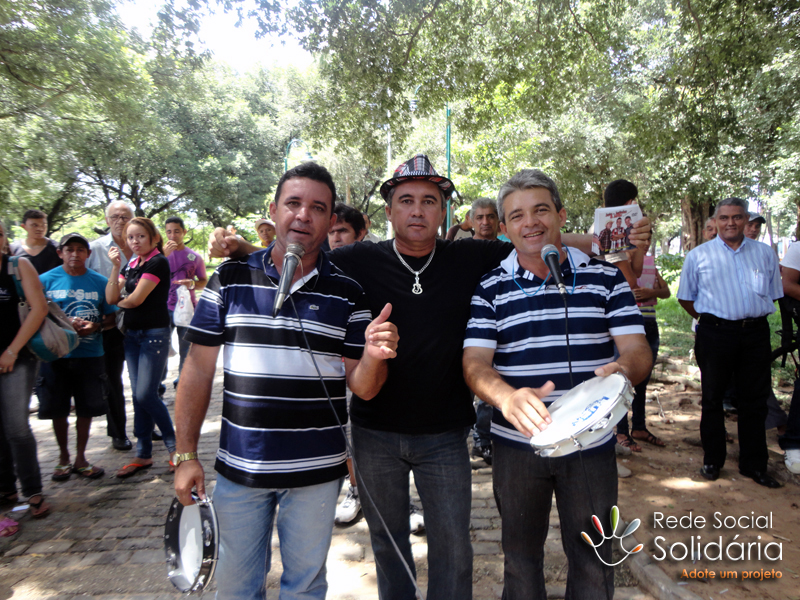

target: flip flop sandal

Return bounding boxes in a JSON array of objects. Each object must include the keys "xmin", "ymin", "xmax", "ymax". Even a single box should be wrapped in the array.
[
  {"xmin": 632, "ymin": 429, "xmax": 666, "ymax": 447},
  {"xmin": 73, "ymin": 464, "xmax": 105, "ymax": 479},
  {"xmin": 617, "ymin": 434, "xmax": 642, "ymax": 453},
  {"xmin": 0, "ymin": 517, "xmax": 18, "ymax": 537},
  {"xmin": 28, "ymin": 495, "xmax": 50, "ymax": 519},
  {"xmin": 116, "ymin": 462, "xmax": 152, "ymax": 479},
  {"xmin": 51, "ymin": 464, "xmax": 73, "ymax": 482}
]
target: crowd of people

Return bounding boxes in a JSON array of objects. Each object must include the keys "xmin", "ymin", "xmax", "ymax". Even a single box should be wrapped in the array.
[
  {"xmin": 1, "ymin": 154, "xmax": 797, "ymax": 600},
  {"xmin": 0, "ymin": 207, "xmax": 207, "ymax": 536}
]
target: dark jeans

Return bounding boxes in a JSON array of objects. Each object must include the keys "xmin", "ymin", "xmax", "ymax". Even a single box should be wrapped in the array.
[
  {"xmin": 695, "ymin": 318, "xmax": 770, "ymax": 472},
  {"xmin": 0, "ymin": 355, "xmax": 43, "ymax": 498},
  {"xmin": 779, "ymin": 377, "xmax": 800, "ymax": 450},
  {"xmin": 352, "ymin": 424, "xmax": 473, "ymax": 600},
  {"xmin": 472, "ymin": 398, "xmax": 493, "ymax": 448},
  {"xmin": 103, "ymin": 327, "xmax": 127, "ymax": 439},
  {"xmin": 617, "ymin": 318, "xmax": 659, "ymax": 436},
  {"xmin": 123, "ymin": 328, "xmax": 176, "ymax": 460},
  {"xmin": 494, "ymin": 442, "xmax": 616, "ymax": 600}
]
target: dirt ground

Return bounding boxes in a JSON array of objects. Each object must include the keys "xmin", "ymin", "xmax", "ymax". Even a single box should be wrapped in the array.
[{"xmin": 615, "ymin": 366, "xmax": 800, "ymax": 600}]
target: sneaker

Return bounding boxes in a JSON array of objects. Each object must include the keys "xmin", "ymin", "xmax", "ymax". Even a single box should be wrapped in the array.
[
  {"xmin": 409, "ymin": 503, "xmax": 425, "ymax": 534},
  {"xmin": 785, "ymin": 449, "xmax": 800, "ymax": 475},
  {"xmin": 615, "ymin": 442, "xmax": 632, "ymax": 456},
  {"xmin": 471, "ymin": 444, "xmax": 493, "ymax": 465},
  {"xmin": 334, "ymin": 486, "xmax": 361, "ymax": 525}
]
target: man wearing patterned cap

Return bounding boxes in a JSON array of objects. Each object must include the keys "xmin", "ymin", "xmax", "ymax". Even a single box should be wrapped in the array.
[{"xmin": 207, "ymin": 155, "xmax": 653, "ymax": 600}]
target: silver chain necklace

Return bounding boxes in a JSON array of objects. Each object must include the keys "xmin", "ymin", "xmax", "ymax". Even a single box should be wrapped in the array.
[{"xmin": 392, "ymin": 240, "xmax": 436, "ymax": 294}]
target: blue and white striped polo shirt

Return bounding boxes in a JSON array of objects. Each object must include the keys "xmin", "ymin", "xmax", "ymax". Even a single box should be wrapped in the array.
[
  {"xmin": 677, "ymin": 236, "xmax": 782, "ymax": 320},
  {"xmin": 463, "ymin": 248, "xmax": 645, "ymax": 452},
  {"xmin": 186, "ymin": 248, "xmax": 371, "ymax": 488}
]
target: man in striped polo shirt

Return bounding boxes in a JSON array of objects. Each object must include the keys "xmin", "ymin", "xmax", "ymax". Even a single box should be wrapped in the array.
[
  {"xmin": 173, "ymin": 162, "xmax": 399, "ymax": 599},
  {"xmin": 462, "ymin": 169, "xmax": 651, "ymax": 600},
  {"xmin": 678, "ymin": 197, "xmax": 782, "ymax": 488}
]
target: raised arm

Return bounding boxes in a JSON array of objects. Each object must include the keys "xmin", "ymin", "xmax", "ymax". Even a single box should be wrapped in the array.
[{"xmin": 208, "ymin": 227, "xmax": 258, "ymax": 260}]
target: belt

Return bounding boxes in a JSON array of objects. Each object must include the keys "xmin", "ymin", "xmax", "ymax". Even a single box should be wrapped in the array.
[{"xmin": 699, "ymin": 313, "xmax": 768, "ymax": 328}]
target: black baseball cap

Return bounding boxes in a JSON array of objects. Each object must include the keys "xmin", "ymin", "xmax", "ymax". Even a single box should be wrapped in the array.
[{"xmin": 58, "ymin": 232, "xmax": 91, "ymax": 249}]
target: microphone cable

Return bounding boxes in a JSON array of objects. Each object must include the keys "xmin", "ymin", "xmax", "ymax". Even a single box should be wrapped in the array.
[
  {"xmin": 288, "ymin": 295, "xmax": 427, "ymax": 600},
  {"xmin": 556, "ymin": 255, "xmax": 613, "ymax": 600}
]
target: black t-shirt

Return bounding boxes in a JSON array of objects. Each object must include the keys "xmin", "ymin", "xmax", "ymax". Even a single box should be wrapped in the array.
[
  {"xmin": 121, "ymin": 252, "xmax": 170, "ymax": 330},
  {"xmin": 10, "ymin": 239, "xmax": 61, "ymax": 275},
  {"xmin": 0, "ymin": 255, "xmax": 22, "ymax": 351},
  {"xmin": 329, "ymin": 238, "xmax": 512, "ymax": 434}
]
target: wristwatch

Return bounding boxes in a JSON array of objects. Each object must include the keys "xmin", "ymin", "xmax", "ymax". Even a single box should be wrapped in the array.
[{"xmin": 173, "ymin": 452, "xmax": 199, "ymax": 467}]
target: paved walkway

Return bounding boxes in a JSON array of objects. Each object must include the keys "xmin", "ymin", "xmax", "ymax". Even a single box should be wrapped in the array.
[{"xmin": 0, "ymin": 343, "xmax": 655, "ymax": 599}]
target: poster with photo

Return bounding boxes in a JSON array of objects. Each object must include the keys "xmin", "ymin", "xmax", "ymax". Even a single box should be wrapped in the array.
[{"xmin": 591, "ymin": 204, "xmax": 644, "ymax": 258}]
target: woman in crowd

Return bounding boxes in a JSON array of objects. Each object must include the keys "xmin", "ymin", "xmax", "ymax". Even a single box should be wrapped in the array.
[
  {"xmin": 0, "ymin": 219, "xmax": 50, "ymax": 519},
  {"xmin": 106, "ymin": 217, "xmax": 176, "ymax": 477}
]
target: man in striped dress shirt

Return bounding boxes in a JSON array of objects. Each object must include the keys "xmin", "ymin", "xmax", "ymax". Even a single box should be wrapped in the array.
[
  {"xmin": 462, "ymin": 169, "xmax": 651, "ymax": 600},
  {"xmin": 173, "ymin": 162, "xmax": 399, "ymax": 599},
  {"xmin": 678, "ymin": 197, "xmax": 782, "ymax": 488}
]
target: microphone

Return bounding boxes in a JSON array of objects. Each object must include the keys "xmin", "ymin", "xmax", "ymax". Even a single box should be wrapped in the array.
[
  {"xmin": 541, "ymin": 244, "xmax": 567, "ymax": 297},
  {"xmin": 272, "ymin": 243, "xmax": 306, "ymax": 317}
]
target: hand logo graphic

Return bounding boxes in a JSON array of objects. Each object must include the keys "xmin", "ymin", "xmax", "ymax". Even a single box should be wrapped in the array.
[{"xmin": 581, "ymin": 506, "xmax": 643, "ymax": 566}]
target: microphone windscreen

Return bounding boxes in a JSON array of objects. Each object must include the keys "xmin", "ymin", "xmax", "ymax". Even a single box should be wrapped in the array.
[
  {"xmin": 541, "ymin": 244, "xmax": 559, "ymax": 260},
  {"xmin": 286, "ymin": 243, "xmax": 306, "ymax": 258}
]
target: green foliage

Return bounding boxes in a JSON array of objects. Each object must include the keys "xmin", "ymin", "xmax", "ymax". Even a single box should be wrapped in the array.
[{"xmin": 654, "ymin": 254, "xmax": 685, "ymax": 285}]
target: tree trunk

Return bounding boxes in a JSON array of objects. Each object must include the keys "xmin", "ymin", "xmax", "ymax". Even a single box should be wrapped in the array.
[
  {"xmin": 681, "ymin": 195, "xmax": 712, "ymax": 252},
  {"xmin": 796, "ymin": 201, "xmax": 800, "ymax": 240}
]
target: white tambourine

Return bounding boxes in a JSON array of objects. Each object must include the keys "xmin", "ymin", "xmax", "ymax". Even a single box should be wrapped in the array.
[
  {"xmin": 164, "ymin": 494, "xmax": 219, "ymax": 594},
  {"xmin": 529, "ymin": 373, "xmax": 633, "ymax": 458}
]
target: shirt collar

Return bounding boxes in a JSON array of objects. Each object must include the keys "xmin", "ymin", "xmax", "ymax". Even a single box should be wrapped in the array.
[
  {"xmin": 713, "ymin": 234, "xmax": 749, "ymax": 253},
  {"xmin": 500, "ymin": 246, "xmax": 590, "ymax": 279},
  {"xmin": 247, "ymin": 243, "xmax": 329, "ymax": 286},
  {"xmin": 129, "ymin": 247, "xmax": 160, "ymax": 269}
]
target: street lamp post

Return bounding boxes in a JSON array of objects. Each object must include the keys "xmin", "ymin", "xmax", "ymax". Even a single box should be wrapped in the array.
[{"xmin": 284, "ymin": 138, "xmax": 311, "ymax": 172}]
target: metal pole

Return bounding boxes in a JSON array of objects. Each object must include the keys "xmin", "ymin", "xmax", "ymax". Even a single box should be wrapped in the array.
[{"xmin": 445, "ymin": 104, "xmax": 452, "ymax": 231}]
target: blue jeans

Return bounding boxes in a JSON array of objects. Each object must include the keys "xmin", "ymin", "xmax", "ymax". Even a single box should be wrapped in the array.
[
  {"xmin": 213, "ymin": 473, "xmax": 342, "ymax": 600},
  {"xmin": 0, "ymin": 355, "xmax": 43, "ymax": 498},
  {"xmin": 123, "ymin": 327, "xmax": 176, "ymax": 459},
  {"xmin": 617, "ymin": 318, "xmax": 659, "ymax": 436},
  {"xmin": 493, "ymin": 442, "xmax": 617, "ymax": 600},
  {"xmin": 352, "ymin": 425, "xmax": 473, "ymax": 600}
]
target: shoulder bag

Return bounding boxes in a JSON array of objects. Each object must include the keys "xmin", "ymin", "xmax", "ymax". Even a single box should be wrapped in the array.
[{"xmin": 8, "ymin": 257, "xmax": 79, "ymax": 362}]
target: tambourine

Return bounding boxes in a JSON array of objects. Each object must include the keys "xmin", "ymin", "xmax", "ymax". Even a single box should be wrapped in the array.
[
  {"xmin": 529, "ymin": 373, "xmax": 633, "ymax": 458},
  {"xmin": 164, "ymin": 494, "xmax": 219, "ymax": 594}
]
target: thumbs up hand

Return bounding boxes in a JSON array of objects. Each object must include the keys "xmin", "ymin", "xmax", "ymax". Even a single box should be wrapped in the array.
[{"xmin": 365, "ymin": 303, "xmax": 399, "ymax": 360}]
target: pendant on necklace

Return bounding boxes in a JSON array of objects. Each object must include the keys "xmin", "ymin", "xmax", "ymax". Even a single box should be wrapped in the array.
[{"xmin": 412, "ymin": 281, "xmax": 422, "ymax": 294}]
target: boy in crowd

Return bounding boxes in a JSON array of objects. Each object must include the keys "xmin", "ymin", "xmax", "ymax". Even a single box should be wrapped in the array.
[{"xmin": 37, "ymin": 234, "xmax": 117, "ymax": 480}]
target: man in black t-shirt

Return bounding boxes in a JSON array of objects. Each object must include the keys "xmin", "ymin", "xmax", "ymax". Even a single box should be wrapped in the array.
[
  {"xmin": 10, "ymin": 209, "xmax": 61, "ymax": 275},
  {"xmin": 209, "ymin": 155, "xmax": 653, "ymax": 600}
]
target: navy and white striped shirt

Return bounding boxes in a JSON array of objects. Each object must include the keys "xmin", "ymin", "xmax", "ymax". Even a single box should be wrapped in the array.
[
  {"xmin": 463, "ymin": 248, "xmax": 644, "ymax": 452},
  {"xmin": 677, "ymin": 236, "xmax": 782, "ymax": 320},
  {"xmin": 185, "ymin": 247, "xmax": 371, "ymax": 489}
]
